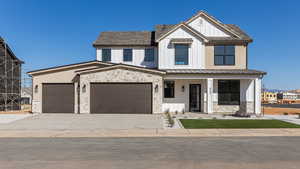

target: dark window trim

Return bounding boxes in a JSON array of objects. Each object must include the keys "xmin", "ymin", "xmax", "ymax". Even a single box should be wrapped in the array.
[
  {"xmin": 174, "ymin": 44, "xmax": 189, "ymax": 65},
  {"xmin": 144, "ymin": 48, "xmax": 155, "ymax": 62},
  {"xmin": 102, "ymin": 48, "xmax": 111, "ymax": 62},
  {"xmin": 214, "ymin": 45, "xmax": 235, "ymax": 66},
  {"xmin": 164, "ymin": 81, "xmax": 175, "ymax": 98},
  {"xmin": 123, "ymin": 48, "xmax": 133, "ymax": 62},
  {"xmin": 218, "ymin": 80, "xmax": 240, "ymax": 105}
]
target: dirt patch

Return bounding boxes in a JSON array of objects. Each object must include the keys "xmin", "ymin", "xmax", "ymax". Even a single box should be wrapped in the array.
[
  {"xmin": 0, "ymin": 110, "xmax": 31, "ymax": 114},
  {"xmin": 0, "ymin": 105, "xmax": 31, "ymax": 114},
  {"xmin": 263, "ymin": 107, "xmax": 300, "ymax": 115}
]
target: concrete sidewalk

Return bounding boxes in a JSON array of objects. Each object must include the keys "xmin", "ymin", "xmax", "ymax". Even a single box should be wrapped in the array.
[{"xmin": 1, "ymin": 128, "xmax": 300, "ymax": 138}]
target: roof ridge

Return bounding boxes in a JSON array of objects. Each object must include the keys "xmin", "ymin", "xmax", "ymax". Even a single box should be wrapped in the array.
[{"xmin": 101, "ymin": 31, "xmax": 151, "ymax": 33}]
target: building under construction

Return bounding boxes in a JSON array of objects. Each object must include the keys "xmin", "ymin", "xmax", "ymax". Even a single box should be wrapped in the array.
[{"xmin": 0, "ymin": 37, "xmax": 23, "ymax": 111}]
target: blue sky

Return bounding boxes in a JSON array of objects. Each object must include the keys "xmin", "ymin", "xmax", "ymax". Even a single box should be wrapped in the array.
[{"xmin": 0, "ymin": 0, "xmax": 298, "ymax": 90}]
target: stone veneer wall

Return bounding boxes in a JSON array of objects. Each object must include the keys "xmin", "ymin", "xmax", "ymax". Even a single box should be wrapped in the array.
[
  {"xmin": 213, "ymin": 101, "xmax": 254, "ymax": 114},
  {"xmin": 79, "ymin": 68, "xmax": 163, "ymax": 114}
]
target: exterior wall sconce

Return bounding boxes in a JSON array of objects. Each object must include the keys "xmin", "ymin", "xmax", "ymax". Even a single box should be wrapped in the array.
[
  {"xmin": 82, "ymin": 84, "xmax": 86, "ymax": 93},
  {"xmin": 182, "ymin": 85, "xmax": 185, "ymax": 92},
  {"xmin": 155, "ymin": 84, "xmax": 159, "ymax": 93},
  {"xmin": 77, "ymin": 85, "xmax": 80, "ymax": 93},
  {"xmin": 34, "ymin": 85, "xmax": 38, "ymax": 93}
]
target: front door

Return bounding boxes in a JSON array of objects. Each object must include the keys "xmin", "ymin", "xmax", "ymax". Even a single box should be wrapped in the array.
[{"xmin": 189, "ymin": 84, "xmax": 201, "ymax": 112}]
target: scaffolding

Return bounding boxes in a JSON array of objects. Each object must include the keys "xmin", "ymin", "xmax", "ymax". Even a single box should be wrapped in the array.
[{"xmin": 0, "ymin": 38, "xmax": 22, "ymax": 111}]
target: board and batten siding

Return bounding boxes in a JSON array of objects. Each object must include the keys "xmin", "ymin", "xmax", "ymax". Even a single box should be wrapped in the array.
[
  {"xmin": 96, "ymin": 47, "xmax": 158, "ymax": 68},
  {"xmin": 188, "ymin": 16, "xmax": 230, "ymax": 37},
  {"xmin": 158, "ymin": 27, "xmax": 205, "ymax": 69}
]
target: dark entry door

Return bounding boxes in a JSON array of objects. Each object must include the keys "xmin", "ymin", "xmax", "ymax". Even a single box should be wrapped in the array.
[
  {"xmin": 42, "ymin": 83, "xmax": 74, "ymax": 113},
  {"xmin": 189, "ymin": 84, "xmax": 201, "ymax": 112},
  {"xmin": 90, "ymin": 83, "xmax": 152, "ymax": 114}
]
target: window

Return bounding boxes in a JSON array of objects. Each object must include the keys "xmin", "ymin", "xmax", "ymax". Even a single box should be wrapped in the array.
[
  {"xmin": 164, "ymin": 81, "xmax": 174, "ymax": 98},
  {"xmin": 218, "ymin": 80, "xmax": 240, "ymax": 105},
  {"xmin": 144, "ymin": 48, "xmax": 154, "ymax": 62},
  {"xmin": 102, "ymin": 49, "xmax": 111, "ymax": 62},
  {"xmin": 214, "ymin": 46, "xmax": 235, "ymax": 65},
  {"xmin": 123, "ymin": 49, "xmax": 133, "ymax": 62},
  {"xmin": 175, "ymin": 44, "xmax": 189, "ymax": 65}
]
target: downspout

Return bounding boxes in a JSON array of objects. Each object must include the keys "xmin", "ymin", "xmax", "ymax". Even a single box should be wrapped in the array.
[
  {"xmin": 246, "ymin": 44, "xmax": 248, "ymax": 69},
  {"xmin": 76, "ymin": 75, "xmax": 80, "ymax": 114}
]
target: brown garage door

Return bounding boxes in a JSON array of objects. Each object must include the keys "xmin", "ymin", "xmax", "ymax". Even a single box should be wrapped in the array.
[
  {"xmin": 42, "ymin": 83, "xmax": 74, "ymax": 113},
  {"xmin": 90, "ymin": 83, "xmax": 152, "ymax": 114}
]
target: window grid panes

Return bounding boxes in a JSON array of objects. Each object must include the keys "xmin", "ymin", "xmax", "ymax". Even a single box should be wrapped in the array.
[
  {"xmin": 218, "ymin": 80, "xmax": 240, "ymax": 105},
  {"xmin": 102, "ymin": 49, "xmax": 111, "ymax": 62},
  {"xmin": 144, "ymin": 48, "xmax": 154, "ymax": 62},
  {"xmin": 214, "ymin": 46, "xmax": 235, "ymax": 65}
]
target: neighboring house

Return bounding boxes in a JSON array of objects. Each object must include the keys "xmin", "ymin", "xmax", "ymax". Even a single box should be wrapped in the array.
[
  {"xmin": 277, "ymin": 92, "xmax": 300, "ymax": 104},
  {"xmin": 262, "ymin": 91, "xmax": 277, "ymax": 104},
  {"xmin": 28, "ymin": 11, "xmax": 266, "ymax": 115},
  {"xmin": 0, "ymin": 37, "xmax": 23, "ymax": 111},
  {"xmin": 21, "ymin": 87, "xmax": 32, "ymax": 105}
]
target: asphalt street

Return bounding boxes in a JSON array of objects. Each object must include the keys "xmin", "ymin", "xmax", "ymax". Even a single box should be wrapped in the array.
[{"xmin": 0, "ymin": 137, "xmax": 299, "ymax": 169}]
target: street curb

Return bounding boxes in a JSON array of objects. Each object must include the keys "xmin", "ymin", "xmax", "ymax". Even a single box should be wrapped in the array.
[{"xmin": 1, "ymin": 129, "xmax": 300, "ymax": 138}]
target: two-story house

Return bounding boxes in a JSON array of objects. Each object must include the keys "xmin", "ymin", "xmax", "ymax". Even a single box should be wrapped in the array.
[{"xmin": 28, "ymin": 11, "xmax": 266, "ymax": 115}]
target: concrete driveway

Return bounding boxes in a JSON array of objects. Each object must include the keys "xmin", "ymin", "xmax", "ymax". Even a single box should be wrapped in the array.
[{"xmin": 0, "ymin": 114, "xmax": 164, "ymax": 130}]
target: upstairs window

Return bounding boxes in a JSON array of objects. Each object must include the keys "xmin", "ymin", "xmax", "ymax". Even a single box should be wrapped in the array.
[
  {"xmin": 218, "ymin": 80, "xmax": 240, "ymax": 105},
  {"xmin": 164, "ymin": 81, "xmax": 175, "ymax": 98},
  {"xmin": 214, "ymin": 46, "xmax": 235, "ymax": 65},
  {"xmin": 102, "ymin": 49, "xmax": 111, "ymax": 62},
  {"xmin": 175, "ymin": 44, "xmax": 189, "ymax": 65},
  {"xmin": 144, "ymin": 48, "xmax": 154, "ymax": 62},
  {"xmin": 123, "ymin": 49, "xmax": 133, "ymax": 62}
]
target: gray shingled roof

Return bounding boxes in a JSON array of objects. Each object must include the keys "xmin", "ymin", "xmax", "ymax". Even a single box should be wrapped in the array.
[
  {"xmin": 93, "ymin": 31, "xmax": 154, "ymax": 46},
  {"xmin": 225, "ymin": 24, "xmax": 252, "ymax": 41},
  {"xmin": 155, "ymin": 24, "xmax": 252, "ymax": 42},
  {"xmin": 93, "ymin": 12, "xmax": 253, "ymax": 46},
  {"xmin": 154, "ymin": 24, "xmax": 178, "ymax": 40},
  {"xmin": 164, "ymin": 69, "xmax": 266, "ymax": 75}
]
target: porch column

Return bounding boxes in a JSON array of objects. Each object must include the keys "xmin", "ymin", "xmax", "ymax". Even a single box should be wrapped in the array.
[
  {"xmin": 207, "ymin": 78, "xmax": 213, "ymax": 114},
  {"xmin": 254, "ymin": 78, "xmax": 262, "ymax": 115}
]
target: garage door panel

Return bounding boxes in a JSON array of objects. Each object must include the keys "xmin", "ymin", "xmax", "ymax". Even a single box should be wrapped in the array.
[
  {"xmin": 90, "ymin": 83, "xmax": 152, "ymax": 114},
  {"xmin": 42, "ymin": 84, "xmax": 74, "ymax": 113}
]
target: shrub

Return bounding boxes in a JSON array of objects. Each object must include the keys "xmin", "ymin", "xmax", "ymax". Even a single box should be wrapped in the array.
[{"xmin": 165, "ymin": 111, "xmax": 174, "ymax": 127}]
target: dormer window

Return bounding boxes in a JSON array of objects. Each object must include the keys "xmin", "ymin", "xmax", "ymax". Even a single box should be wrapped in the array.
[
  {"xmin": 102, "ymin": 49, "xmax": 111, "ymax": 62},
  {"xmin": 123, "ymin": 49, "xmax": 133, "ymax": 62},
  {"xmin": 175, "ymin": 44, "xmax": 189, "ymax": 65},
  {"xmin": 214, "ymin": 45, "xmax": 235, "ymax": 65}
]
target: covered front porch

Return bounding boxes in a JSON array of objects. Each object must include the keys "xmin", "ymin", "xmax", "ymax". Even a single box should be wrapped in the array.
[{"xmin": 162, "ymin": 71, "xmax": 264, "ymax": 115}]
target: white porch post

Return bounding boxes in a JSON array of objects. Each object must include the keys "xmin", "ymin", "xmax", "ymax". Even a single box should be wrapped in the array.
[
  {"xmin": 254, "ymin": 78, "xmax": 262, "ymax": 115},
  {"xmin": 207, "ymin": 78, "xmax": 213, "ymax": 114}
]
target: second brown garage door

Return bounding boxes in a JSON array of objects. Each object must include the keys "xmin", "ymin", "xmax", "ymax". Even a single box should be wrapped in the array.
[
  {"xmin": 42, "ymin": 83, "xmax": 74, "ymax": 113},
  {"xmin": 90, "ymin": 83, "xmax": 152, "ymax": 114}
]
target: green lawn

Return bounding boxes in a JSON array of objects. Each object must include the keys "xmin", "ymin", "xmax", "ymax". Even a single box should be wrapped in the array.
[{"xmin": 180, "ymin": 119, "xmax": 300, "ymax": 129}]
